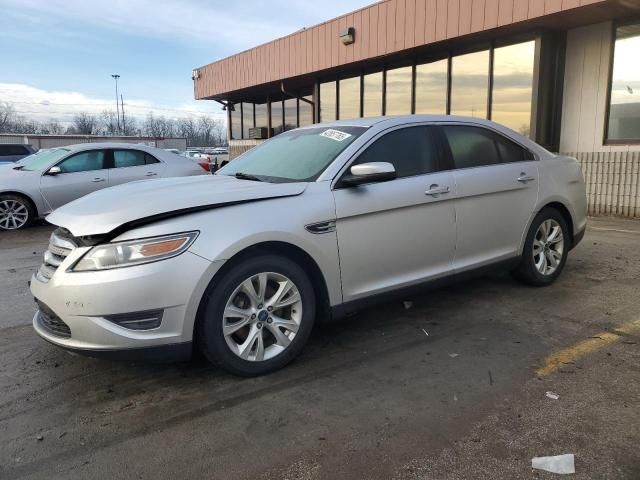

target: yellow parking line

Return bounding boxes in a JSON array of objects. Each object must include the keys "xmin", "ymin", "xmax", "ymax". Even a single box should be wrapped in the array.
[{"xmin": 536, "ymin": 319, "xmax": 640, "ymax": 377}]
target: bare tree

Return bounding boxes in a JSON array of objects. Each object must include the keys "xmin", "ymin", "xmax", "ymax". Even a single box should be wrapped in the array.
[
  {"xmin": 0, "ymin": 102, "xmax": 17, "ymax": 132},
  {"xmin": 121, "ymin": 113, "xmax": 137, "ymax": 136},
  {"xmin": 101, "ymin": 110, "xmax": 119, "ymax": 135},
  {"xmin": 42, "ymin": 120, "xmax": 64, "ymax": 135},
  {"xmin": 73, "ymin": 112, "xmax": 97, "ymax": 135}
]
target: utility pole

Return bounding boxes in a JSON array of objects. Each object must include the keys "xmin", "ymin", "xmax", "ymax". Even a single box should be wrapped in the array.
[
  {"xmin": 120, "ymin": 94, "xmax": 125, "ymax": 135},
  {"xmin": 111, "ymin": 74, "xmax": 120, "ymax": 134}
]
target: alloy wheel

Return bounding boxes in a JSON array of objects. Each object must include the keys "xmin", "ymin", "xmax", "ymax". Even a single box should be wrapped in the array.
[
  {"xmin": 0, "ymin": 199, "xmax": 29, "ymax": 230},
  {"xmin": 222, "ymin": 272, "xmax": 303, "ymax": 362},
  {"xmin": 533, "ymin": 219, "xmax": 564, "ymax": 276}
]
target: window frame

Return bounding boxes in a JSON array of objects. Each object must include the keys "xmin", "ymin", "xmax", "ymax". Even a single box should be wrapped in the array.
[
  {"xmin": 603, "ymin": 19, "xmax": 640, "ymax": 145},
  {"xmin": 436, "ymin": 122, "xmax": 537, "ymax": 171},
  {"xmin": 110, "ymin": 148, "xmax": 161, "ymax": 169},
  {"xmin": 333, "ymin": 122, "xmax": 454, "ymax": 189},
  {"xmin": 53, "ymin": 149, "xmax": 109, "ymax": 174}
]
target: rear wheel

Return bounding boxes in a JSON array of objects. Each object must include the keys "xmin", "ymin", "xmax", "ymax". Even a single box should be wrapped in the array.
[
  {"xmin": 198, "ymin": 254, "xmax": 316, "ymax": 376},
  {"xmin": 513, "ymin": 207, "xmax": 569, "ymax": 286},
  {"xmin": 0, "ymin": 194, "xmax": 34, "ymax": 231}
]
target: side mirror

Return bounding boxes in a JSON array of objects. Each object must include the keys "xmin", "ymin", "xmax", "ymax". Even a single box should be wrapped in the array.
[
  {"xmin": 46, "ymin": 166, "xmax": 62, "ymax": 176},
  {"xmin": 340, "ymin": 162, "xmax": 397, "ymax": 187}
]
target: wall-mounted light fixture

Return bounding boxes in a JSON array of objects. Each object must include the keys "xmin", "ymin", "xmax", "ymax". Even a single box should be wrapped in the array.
[
  {"xmin": 192, "ymin": 69, "xmax": 201, "ymax": 80},
  {"xmin": 339, "ymin": 27, "xmax": 355, "ymax": 45}
]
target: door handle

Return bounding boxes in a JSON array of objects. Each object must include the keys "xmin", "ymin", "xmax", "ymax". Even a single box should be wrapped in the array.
[
  {"xmin": 425, "ymin": 185, "xmax": 450, "ymax": 197},
  {"xmin": 145, "ymin": 172, "xmax": 158, "ymax": 177},
  {"xmin": 517, "ymin": 173, "xmax": 535, "ymax": 183},
  {"xmin": 92, "ymin": 178, "xmax": 106, "ymax": 183}
]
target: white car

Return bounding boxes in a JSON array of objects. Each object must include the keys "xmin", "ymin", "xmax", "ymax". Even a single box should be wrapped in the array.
[
  {"xmin": 0, "ymin": 143, "xmax": 206, "ymax": 230},
  {"xmin": 30, "ymin": 116, "xmax": 587, "ymax": 376}
]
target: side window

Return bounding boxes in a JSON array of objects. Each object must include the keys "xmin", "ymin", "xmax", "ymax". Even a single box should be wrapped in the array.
[
  {"xmin": 145, "ymin": 153, "xmax": 159, "ymax": 164},
  {"xmin": 443, "ymin": 125, "xmax": 532, "ymax": 169},
  {"xmin": 443, "ymin": 126, "xmax": 501, "ymax": 169},
  {"xmin": 57, "ymin": 150, "xmax": 106, "ymax": 173},
  {"xmin": 113, "ymin": 150, "xmax": 146, "ymax": 168},
  {"xmin": 494, "ymin": 134, "xmax": 533, "ymax": 162},
  {"xmin": 353, "ymin": 126, "xmax": 442, "ymax": 178}
]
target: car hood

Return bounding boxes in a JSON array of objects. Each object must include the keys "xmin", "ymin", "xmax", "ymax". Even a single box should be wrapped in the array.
[
  {"xmin": 46, "ymin": 175, "xmax": 308, "ymax": 237},
  {"xmin": 0, "ymin": 164, "xmax": 40, "ymax": 178}
]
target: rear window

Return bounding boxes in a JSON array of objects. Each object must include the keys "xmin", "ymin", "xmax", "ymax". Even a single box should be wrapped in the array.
[
  {"xmin": 442, "ymin": 125, "xmax": 533, "ymax": 169},
  {"xmin": 0, "ymin": 145, "xmax": 29, "ymax": 156}
]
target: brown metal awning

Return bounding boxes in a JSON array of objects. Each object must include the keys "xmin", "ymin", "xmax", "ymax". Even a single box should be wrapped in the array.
[{"xmin": 193, "ymin": 0, "xmax": 638, "ymax": 103}]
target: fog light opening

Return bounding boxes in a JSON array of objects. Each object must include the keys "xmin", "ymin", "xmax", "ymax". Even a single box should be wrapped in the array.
[{"xmin": 104, "ymin": 309, "xmax": 164, "ymax": 330}]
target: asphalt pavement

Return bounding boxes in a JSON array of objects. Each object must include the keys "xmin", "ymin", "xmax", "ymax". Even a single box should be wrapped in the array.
[{"xmin": 0, "ymin": 217, "xmax": 639, "ymax": 479}]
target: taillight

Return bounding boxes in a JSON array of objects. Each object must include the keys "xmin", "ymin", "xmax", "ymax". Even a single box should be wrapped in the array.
[{"xmin": 197, "ymin": 161, "xmax": 210, "ymax": 172}]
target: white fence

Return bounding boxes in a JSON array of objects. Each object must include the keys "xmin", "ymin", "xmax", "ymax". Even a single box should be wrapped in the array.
[
  {"xmin": 567, "ymin": 152, "xmax": 640, "ymax": 218},
  {"xmin": 0, "ymin": 134, "xmax": 187, "ymax": 150}
]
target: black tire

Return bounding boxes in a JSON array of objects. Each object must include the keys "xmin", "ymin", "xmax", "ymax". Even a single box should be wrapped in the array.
[
  {"xmin": 512, "ymin": 207, "xmax": 570, "ymax": 286},
  {"xmin": 198, "ymin": 254, "xmax": 316, "ymax": 376},
  {"xmin": 0, "ymin": 193, "xmax": 35, "ymax": 231}
]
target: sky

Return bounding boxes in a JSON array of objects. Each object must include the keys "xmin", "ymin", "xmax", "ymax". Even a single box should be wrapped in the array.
[{"xmin": 0, "ymin": 0, "xmax": 373, "ymax": 125}]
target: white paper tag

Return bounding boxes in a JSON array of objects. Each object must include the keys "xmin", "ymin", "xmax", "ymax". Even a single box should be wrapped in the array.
[{"xmin": 320, "ymin": 129, "xmax": 352, "ymax": 142}]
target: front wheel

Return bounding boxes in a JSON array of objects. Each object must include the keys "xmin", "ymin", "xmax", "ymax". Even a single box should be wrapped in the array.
[
  {"xmin": 513, "ymin": 207, "xmax": 570, "ymax": 286},
  {"xmin": 198, "ymin": 254, "xmax": 316, "ymax": 376},
  {"xmin": 0, "ymin": 194, "xmax": 34, "ymax": 231}
]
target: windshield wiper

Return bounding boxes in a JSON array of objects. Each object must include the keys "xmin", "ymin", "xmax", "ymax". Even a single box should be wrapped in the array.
[
  {"xmin": 234, "ymin": 172, "xmax": 264, "ymax": 182},
  {"xmin": 12, "ymin": 165, "xmax": 25, "ymax": 170}
]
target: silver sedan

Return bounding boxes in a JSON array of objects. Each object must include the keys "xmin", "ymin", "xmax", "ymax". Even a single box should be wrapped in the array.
[
  {"xmin": 0, "ymin": 143, "xmax": 206, "ymax": 230},
  {"xmin": 30, "ymin": 116, "xmax": 587, "ymax": 376}
]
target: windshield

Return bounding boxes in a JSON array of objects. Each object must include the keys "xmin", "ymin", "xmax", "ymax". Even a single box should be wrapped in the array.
[
  {"xmin": 18, "ymin": 148, "xmax": 70, "ymax": 171},
  {"xmin": 218, "ymin": 126, "xmax": 367, "ymax": 182}
]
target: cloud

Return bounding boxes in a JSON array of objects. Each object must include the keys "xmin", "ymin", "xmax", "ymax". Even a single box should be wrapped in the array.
[
  {"xmin": 0, "ymin": 83, "xmax": 225, "ymax": 124},
  {"xmin": 0, "ymin": 0, "xmax": 373, "ymax": 52}
]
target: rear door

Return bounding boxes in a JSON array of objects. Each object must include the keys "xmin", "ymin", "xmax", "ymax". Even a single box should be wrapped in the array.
[
  {"xmin": 440, "ymin": 124, "xmax": 539, "ymax": 270},
  {"xmin": 332, "ymin": 125, "xmax": 457, "ymax": 302},
  {"xmin": 107, "ymin": 149, "xmax": 166, "ymax": 187},
  {"xmin": 39, "ymin": 149, "xmax": 109, "ymax": 210}
]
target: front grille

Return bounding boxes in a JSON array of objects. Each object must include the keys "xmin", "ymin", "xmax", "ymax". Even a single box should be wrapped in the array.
[
  {"xmin": 36, "ymin": 228, "xmax": 77, "ymax": 283},
  {"xmin": 36, "ymin": 305, "xmax": 71, "ymax": 338}
]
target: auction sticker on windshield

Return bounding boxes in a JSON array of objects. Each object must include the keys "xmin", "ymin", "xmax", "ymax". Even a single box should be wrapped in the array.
[{"xmin": 320, "ymin": 129, "xmax": 353, "ymax": 142}]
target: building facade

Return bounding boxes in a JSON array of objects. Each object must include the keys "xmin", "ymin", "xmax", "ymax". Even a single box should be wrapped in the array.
[{"xmin": 194, "ymin": 0, "xmax": 640, "ymax": 217}]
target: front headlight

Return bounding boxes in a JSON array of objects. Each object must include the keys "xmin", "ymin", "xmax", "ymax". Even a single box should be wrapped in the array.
[{"xmin": 72, "ymin": 232, "xmax": 199, "ymax": 272}]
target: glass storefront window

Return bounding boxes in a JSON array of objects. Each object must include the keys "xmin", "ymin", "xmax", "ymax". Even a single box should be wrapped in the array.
[
  {"xmin": 255, "ymin": 103, "xmax": 268, "ymax": 132},
  {"xmin": 339, "ymin": 76, "xmax": 361, "ymax": 120},
  {"xmin": 607, "ymin": 24, "xmax": 640, "ymax": 142},
  {"xmin": 451, "ymin": 50, "xmax": 490, "ymax": 118},
  {"xmin": 415, "ymin": 59, "xmax": 448, "ymax": 115},
  {"xmin": 299, "ymin": 96, "xmax": 314, "ymax": 127},
  {"xmin": 363, "ymin": 72, "xmax": 383, "ymax": 117},
  {"xmin": 492, "ymin": 41, "xmax": 535, "ymax": 136},
  {"xmin": 284, "ymin": 98, "xmax": 297, "ymax": 131},
  {"xmin": 242, "ymin": 103, "xmax": 253, "ymax": 139},
  {"xmin": 385, "ymin": 66, "xmax": 412, "ymax": 115},
  {"xmin": 320, "ymin": 81, "xmax": 337, "ymax": 122},
  {"xmin": 230, "ymin": 104, "xmax": 241, "ymax": 140},
  {"xmin": 271, "ymin": 100, "xmax": 284, "ymax": 136}
]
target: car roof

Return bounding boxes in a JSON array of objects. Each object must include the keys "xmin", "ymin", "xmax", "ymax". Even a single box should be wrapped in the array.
[
  {"xmin": 302, "ymin": 114, "xmax": 507, "ymax": 130},
  {"xmin": 50, "ymin": 143, "xmax": 161, "ymax": 153}
]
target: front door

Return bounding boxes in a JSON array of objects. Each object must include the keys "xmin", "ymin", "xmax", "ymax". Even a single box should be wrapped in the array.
[
  {"xmin": 332, "ymin": 125, "xmax": 457, "ymax": 303},
  {"xmin": 39, "ymin": 149, "xmax": 109, "ymax": 211}
]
